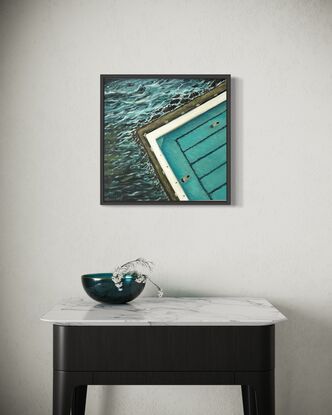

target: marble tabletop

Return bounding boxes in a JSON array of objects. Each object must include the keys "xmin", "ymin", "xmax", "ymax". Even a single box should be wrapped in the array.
[{"xmin": 40, "ymin": 297, "xmax": 287, "ymax": 326}]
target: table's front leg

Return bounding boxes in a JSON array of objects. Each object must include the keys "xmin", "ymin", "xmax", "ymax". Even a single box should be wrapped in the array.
[
  {"xmin": 241, "ymin": 385, "xmax": 256, "ymax": 414},
  {"xmin": 238, "ymin": 371, "xmax": 275, "ymax": 415},
  {"xmin": 53, "ymin": 371, "xmax": 88, "ymax": 415},
  {"xmin": 72, "ymin": 385, "xmax": 87, "ymax": 415}
]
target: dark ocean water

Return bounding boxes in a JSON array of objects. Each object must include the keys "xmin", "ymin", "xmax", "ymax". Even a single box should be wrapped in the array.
[{"xmin": 103, "ymin": 78, "xmax": 220, "ymax": 201}]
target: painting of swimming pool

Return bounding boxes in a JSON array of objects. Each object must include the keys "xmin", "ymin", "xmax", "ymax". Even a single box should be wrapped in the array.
[{"xmin": 101, "ymin": 75, "xmax": 231, "ymax": 204}]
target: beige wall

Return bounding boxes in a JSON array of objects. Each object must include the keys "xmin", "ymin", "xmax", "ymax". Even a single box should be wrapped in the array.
[{"xmin": 1, "ymin": 0, "xmax": 332, "ymax": 414}]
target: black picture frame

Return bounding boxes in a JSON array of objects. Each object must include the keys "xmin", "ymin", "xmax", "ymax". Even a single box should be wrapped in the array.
[{"xmin": 100, "ymin": 74, "xmax": 231, "ymax": 205}]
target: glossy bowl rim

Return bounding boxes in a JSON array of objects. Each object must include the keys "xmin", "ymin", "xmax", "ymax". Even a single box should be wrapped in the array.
[
  {"xmin": 82, "ymin": 273, "xmax": 113, "ymax": 279},
  {"xmin": 81, "ymin": 273, "xmax": 144, "ymax": 282}
]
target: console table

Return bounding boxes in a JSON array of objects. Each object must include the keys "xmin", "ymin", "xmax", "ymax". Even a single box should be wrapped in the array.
[{"xmin": 41, "ymin": 297, "xmax": 286, "ymax": 415}]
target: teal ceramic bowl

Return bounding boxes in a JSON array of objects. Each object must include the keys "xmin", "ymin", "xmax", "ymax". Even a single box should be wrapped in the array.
[{"xmin": 81, "ymin": 273, "xmax": 146, "ymax": 304}]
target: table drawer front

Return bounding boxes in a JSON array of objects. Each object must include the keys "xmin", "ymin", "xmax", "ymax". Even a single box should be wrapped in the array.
[{"xmin": 54, "ymin": 325, "xmax": 274, "ymax": 372}]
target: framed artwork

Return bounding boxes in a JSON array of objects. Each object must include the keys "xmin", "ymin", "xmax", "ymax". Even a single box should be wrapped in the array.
[{"xmin": 101, "ymin": 74, "xmax": 231, "ymax": 204}]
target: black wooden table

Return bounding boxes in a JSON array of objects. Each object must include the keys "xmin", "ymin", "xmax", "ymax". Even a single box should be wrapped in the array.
[{"xmin": 42, "ymin": 297, "xmax": 286, "ymax": 415}]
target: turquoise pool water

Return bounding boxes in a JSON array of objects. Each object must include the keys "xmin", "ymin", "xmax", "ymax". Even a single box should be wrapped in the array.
[
  {"xmin": 103, "ymin": 78, "xmax": 221, "ymax": 201},
  {"xmin": 156, "ymin": 101, "xmax": 227, "ymax": 201}
]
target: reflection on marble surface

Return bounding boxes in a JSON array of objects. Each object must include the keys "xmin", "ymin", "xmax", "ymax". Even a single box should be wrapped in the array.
[{"xmin": 41, "ymin": 297, "xmax": 287, "ymax": 326}]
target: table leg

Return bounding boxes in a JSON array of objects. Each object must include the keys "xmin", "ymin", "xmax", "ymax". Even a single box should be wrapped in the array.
[
  {"xmin": 237, "ymin": 371, "xmax": 275, "ymax": 415},
  {"xmin": 254, "ymin": 373, "xmax": 275, "ymax": 415},
  {"xmin": 72, "ymin": 385, "xmax": 87, "ymax": 415},
  {"xmin": 241, "ymin": 385, "xmax": 257, "ymax": 415},
  {"xmin": 53, "ymin": 371, "xmax": 73, "ymax": 415},
  {"xmin": 53, "ymin": 371, "xmax": 88, "ymax": 415}
]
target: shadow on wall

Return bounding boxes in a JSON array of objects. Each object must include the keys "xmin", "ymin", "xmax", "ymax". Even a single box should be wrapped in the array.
[
  {"xmin": 275, "ymin": 302, "xmax": 332, "ymax": 414},
  {"xmin": 231, "ymin": 77, "xmax": 244, "ymax": 207}
]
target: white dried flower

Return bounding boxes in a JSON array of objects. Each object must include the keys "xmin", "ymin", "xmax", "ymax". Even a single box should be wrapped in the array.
[{"xmin": 112, "ymin": 258, "xmax": 162, "ymax": 297}]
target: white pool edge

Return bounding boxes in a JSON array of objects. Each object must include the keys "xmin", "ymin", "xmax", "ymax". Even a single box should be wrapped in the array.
[{"xmin": 146, "ymin": 91, "xmax": 227, "ymax": 201}]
